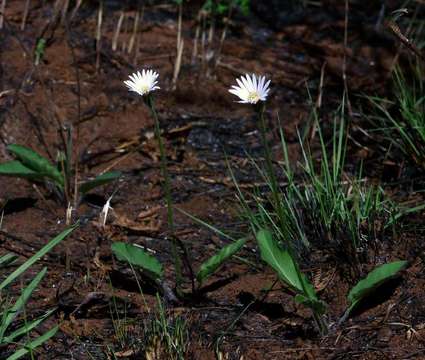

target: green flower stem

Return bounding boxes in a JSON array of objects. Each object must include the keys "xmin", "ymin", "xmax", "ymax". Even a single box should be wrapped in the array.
[
  {"xmin": 146, "ymin": 94, "xmax": 182, "ymax": 292},
  {"xmin": 256, "ymin": 103, "xmax": 277, "ymax": 194},
  {"xmin": 256, "ymin": 103, "xmax": 287, "ymax": 247}
]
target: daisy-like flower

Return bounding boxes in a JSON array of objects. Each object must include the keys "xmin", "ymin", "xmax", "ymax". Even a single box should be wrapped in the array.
[
  {"xmin": 124, "ymin": 69, "xmax": 160, "ymax": 96},
  {"xmin": 229, "ymin": 74, "xmax": 271, "ymax": 104}
]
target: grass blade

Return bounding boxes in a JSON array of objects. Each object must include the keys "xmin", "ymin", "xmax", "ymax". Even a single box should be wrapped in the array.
[
  {"xmin": 3, "ymin": 308, "xmax": 55, "ymax": 344},
  {"xmin": 0, "ymin": 254, "xmax": 19, "ymax": 268},
  {"xmin": 0, "ymin": 268, "xmax": 47, "ymax": 340},
  {"xmin": 6, "ymin": 325, "xmax": 59, "ymax": 360},
  {"xmin": 0, "ymin": 225, "xmax": 77, "ymax": 291}
]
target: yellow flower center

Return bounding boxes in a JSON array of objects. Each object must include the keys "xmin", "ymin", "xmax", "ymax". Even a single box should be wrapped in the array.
[
  {"xmin": 247, "ymin": 91, "xmax": 260, "ymax": 103},
  {"xmin": 139, "ymin": 84, "xmax": 150, "ymax": 94}
]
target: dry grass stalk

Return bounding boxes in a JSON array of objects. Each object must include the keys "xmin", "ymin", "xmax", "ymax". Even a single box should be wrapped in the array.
[
  {"xmin": 21, "ymin": 0, "xmax": 30, "ymax": 30},
  {"xmin": 176, "ymin": 2, "xmax": 182, "ymax": 51},
  {"xmin": 0, "ymin": 0, "xmax": 6, "ymax": 29},
  {"xmin": 128, "ymin": 6, "xmax": 142, "ymax": 54},
  {"xmin": 112, "ymin": 10, "xmax": 124, "ymax": 51},
  {"xmin": 214, "ymin": 4, "xmax": 234, "ymax": 71},
  {"xmin": 133, "ymin": 16, "xmax": 144, "ymax": 64},
  {"xmin": 200, "ymin": 12, "xmax": 207, "ymax": 75},
  {"xmin": 70, "ymin": 0, "xmax": 83, "ymax": 22},
  {"xmin": 95, "ymin": 0, "xmax": 104, "ymax": 72},
  {"xmin": 172, "ymin": 2, "xmax": 184, "ymax": 88},
  {"xmin": 172, "ymin": 38, "xmax": 184, "ymax": 89},
  {"xmin": 61, "ymin": 0, "xmax": 70, "ymax": 24},
  {"xmin": 191, "ymin": 11, "xmax": 201, "ymax": 65}
]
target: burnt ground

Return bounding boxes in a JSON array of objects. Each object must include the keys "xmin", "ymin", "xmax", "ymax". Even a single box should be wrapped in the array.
[{"xmin": 0, "ymin": 0, "xmax": 425, "ymax": 359}]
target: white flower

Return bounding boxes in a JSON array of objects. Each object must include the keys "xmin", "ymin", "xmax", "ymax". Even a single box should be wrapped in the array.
[
  {"xmin": 124, "ymin": 69, "xmax": 160, "ymax": 96},
  {"xmin": 229, "ymin": 74, "xmax": 271, "ymax": 104}
]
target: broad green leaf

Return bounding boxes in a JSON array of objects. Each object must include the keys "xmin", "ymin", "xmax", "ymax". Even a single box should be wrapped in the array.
[
  {"xmin": 79, "ymin": 171, "xmax": 122, "ymax": 195},
  {"xmin": 6, "ymin": 325, "xmax": 58, "ymax": 360},
  {"xmin": 256, "ymin": 229, "xmax": 318, "ymax": 301},
  {"xmin": 3, "ymin": 308, "xmax": 55, "ymax": 343},
  {"xmin": 0, "ymin": 268, "xmax": 47, "ymax": 341},
  {"xmin": 0, "ymin": 161, "xmax": 44, "ymax": 181},
  {"xmin": 111, "ymin": 242, "xmax": 163, "ymax": 280},
  {"xmin": 0, "ymin": 225, "xmax": 77, "ymax": 291},
  {"xmin": 196, "ymin": 238, "xmax": 246, "ymax": 285},
  {"xmin": 256, "ymin": 229, "xmax": 308, "ymax": 294},
  {"xmin": 347, "ymin": 260, "xmax": 408, "ymax": 314},
  {"xmin": 7, "ymin": 145, "xmax": 64, "ymax": 187},
  {"xmin": 0, "ymin": 253, "xmax": 19, "ymax": 268}
]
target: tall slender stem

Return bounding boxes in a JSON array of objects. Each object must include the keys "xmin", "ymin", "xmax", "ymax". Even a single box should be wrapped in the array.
[
  {"xmin": 146, "ymin": 95, "xmax": 182, "ymax": 291},
  {"xmin": 257, "ymin": 103, "xmax": 277, "ymax": 193},
  {"xmin": 256, "ymin": 104, "xmax": 286, "ymax": 245}
]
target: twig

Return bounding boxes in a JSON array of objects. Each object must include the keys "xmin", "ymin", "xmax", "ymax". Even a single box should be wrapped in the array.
[{"xmin": 21, "ymin": 0, "xmax": 30, "ymax": 31}]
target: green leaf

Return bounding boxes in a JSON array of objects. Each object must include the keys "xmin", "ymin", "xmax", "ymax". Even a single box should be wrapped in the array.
[
  {"xmin": 3, "ymin": 308, "xmax": 55, "ymax": 344},
  {"xmin": 347, "ymin": 260, "xmax": 408, "ymax": 314},
  {"xmin": 196, "ymin": 238, "xmax": 246, "ymax": 285},
  {"xmin": 0, "ymin": 268, "xmax": 47, "ymax": 341},
  {"xmin": 111, "ymin": 242, "xmax": 163, "ymax": 280},
  {"xmin": 0, "ymin": 225, "xmax": 77, "ymax": 291},
  {"xmin": 79, "ymin": 171, "xmax": 122, "ymax": 195},
  {"xmin": 7, "ymin": 144, "xmax": 64, "ymax": 187},
  {"xmin": 256, "ymin": 229, "xmax": 308, "ymax": 294},
  {"xmin": 0, "ymin": 161, "xmax": 44, "ymax": 181},
  {"xmin": 295, "ymin": 294, "xmax": 327, "ymax": 315},
  {"xmin": 0, "ymin": 253, "xmax": 19, "ymax": 268},
  {"xmin": 6, "ymin": 325, "xmax": 58, "ymax": 360}
]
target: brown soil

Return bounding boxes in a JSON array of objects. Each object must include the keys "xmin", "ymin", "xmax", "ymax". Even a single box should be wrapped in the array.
[{"xmin": 0, "ymin": 1, "xmax": 424, "ymax": 359}]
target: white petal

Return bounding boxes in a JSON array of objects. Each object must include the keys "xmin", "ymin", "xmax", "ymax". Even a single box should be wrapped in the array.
[
  {"xmin": 240, "ymin": 75, "xmax": 251, "ymax": 92},
  {"xmin": 251, "ymin": 74, "xmax": 258, "ymax": 91}
]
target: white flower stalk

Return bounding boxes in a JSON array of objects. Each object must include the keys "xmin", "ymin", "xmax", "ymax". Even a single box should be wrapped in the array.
[
  {"xmin": 229, "ymin": 74, "xmax": 271, "ymax": 104},
  {"xmin": 124, "ymin": 69, "xmax": 160, "ymax": 96}
]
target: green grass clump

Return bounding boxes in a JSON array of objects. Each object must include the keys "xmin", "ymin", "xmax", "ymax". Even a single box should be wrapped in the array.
[
  {"xmin": 0, "ymin": 226, "xmax": 76, "ymax": 360},
  {"xmin": 368, "ymin": 65, "xmax": 425, "ymax": 169},
  {"xmin": 235, "ymin": 103, "xmax": 396, "ymax": 263}
]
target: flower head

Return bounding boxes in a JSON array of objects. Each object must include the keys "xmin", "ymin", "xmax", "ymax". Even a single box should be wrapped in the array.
[
  {"xmin": 124, "ymin": 69, "xmax": 160, "ymax": 96},
  {"xmin": 229, "ymin": 74, "xmax": 271, "ymax": 104}
]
